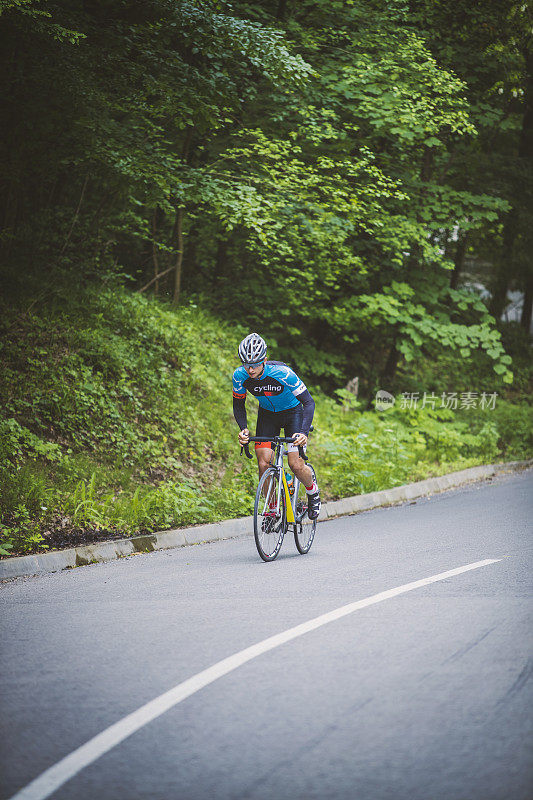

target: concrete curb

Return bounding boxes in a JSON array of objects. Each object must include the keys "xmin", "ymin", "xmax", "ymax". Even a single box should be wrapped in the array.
[{"xmin": 1, "ymin": 459, "xmax": 531, "ymax": 580}]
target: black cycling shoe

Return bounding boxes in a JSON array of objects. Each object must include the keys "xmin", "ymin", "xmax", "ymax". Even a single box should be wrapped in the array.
[{"xmin": 307, "ymin": 490, "xmax": 321, "ymax": 520}]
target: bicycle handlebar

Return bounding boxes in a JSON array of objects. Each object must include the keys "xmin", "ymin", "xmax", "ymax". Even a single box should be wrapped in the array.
[
  {"xmin": 248, "ymin": 436, "xmax": 297, "ymax": 443},
  {"xmin": 240, "ymin": 435, "xmax": 308, "ymax": 461}
]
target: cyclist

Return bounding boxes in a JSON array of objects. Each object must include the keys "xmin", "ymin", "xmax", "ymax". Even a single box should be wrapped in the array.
[{"xmin": 233, "ymin": 332, "xmax": 321, "ymax": 520}]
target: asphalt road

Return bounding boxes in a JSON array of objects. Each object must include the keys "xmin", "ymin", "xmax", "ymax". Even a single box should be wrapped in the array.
[{"xmin": 1, "ymin": 469, "xmax": 532, "ymax": 800}]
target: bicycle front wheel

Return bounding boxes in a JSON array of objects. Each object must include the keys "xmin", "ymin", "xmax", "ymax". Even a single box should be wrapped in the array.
[
  {"xmin": 294, "ymin": 479, "xmax": 317, "ymax": 555},
  {"xmin": 254, "ymin": 467, "xmax": 286, "ymax": 562}
]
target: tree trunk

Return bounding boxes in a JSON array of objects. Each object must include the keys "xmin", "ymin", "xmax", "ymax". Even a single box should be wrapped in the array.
[
  {"xmin": 518, "ymin": 45, "xmax": 532, "ymax": 331},
  {"xmin": 215, "ymin": 238, "xmax": 229, "ymax": 284},
  {"xmin": 152, "ymin": 208, "xmax": 160, "ymax": 296},
  {"xmin": 184, "ymin": 225, "xmax": 199, "ymax": 286},
  {"xmin": 60, "ymin": 173, "xmax": 89, "ymax": 255},
  {"xmin": 169, "ymin": 128, "xmax": 194, "ymax": 306},
  {"xmin": 489, "ymin": 208, "xmax": 517, "ymax": 319},
  {"xmin": 172, "ymin": 207, "xmax": 184, "ymax": 307},
  {"xmin": 382, "ymin": 338, "xmax": 399, "ymax": 383},
  {"xmin": 519, "ymin": 45, "xmax": 532, "ymax": 160},
  {"xmin": 137, "ymin": 266, "xmax": 174, "ymax": 294},
  {"xmin": 450, "ymin": 232, "xmax": 468, "ymax": 289},
  {"xmin": 2, "ymin": 181, "xmax": 18, "ymax": 259},
  {"xmin": 276, "ymin": 0, "xmax": 288, "ymax": 20},
  {"xmin": 404, "ymin": 146, "xmax": 434, "ymax": 279},
  {"xmin": 490, "ymin": 45, "xmax": 532, "ymax": 321},
  {"xmin": 520, "ymin": 269, "xmax": 533, "ymax": 332},
  {"xmin": 420, "ymin": 145, "xmax": 433, "ymax": 182}
]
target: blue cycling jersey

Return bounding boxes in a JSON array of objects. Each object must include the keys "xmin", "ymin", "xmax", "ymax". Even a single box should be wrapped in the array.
[{"xmin": 232, "ymin": 360, "xmax": 307, "ymax": 414}]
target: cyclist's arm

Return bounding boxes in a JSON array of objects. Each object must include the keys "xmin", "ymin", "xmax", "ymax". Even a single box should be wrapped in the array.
[
  {"xmin": 276, "ymin": 364, "xmax": 315, "ymax": 437},
  {"xmin": 233, "ymin": 392, "xmax": 248, "ymax": 430},
  {"xmin": 297, "ymin": 389, "xmax": 315, "ymax": 436},
  {"xmin": 232, "ymin": 367, "xmax": 248, "ymax": 432}
]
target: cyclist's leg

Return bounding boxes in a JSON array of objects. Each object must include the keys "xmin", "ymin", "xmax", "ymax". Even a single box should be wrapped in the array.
[
  {"xmin": 284, "ymin": 406, "xmax": 313, "ymax": 486},
  {"xmin": 255, "ymin": 408, "xmax": 281, "ymax": 508},
  {"xmin": 256, "ymin": 447, "xmax": 272, "ymax": 479},
  {"xmin": 287, "ymin": 451, "xmax": 312, "ymax": 485},
  {"xmin": 285, "ymin": 407, "xmax": 320, "ymax": 519},
  {"xmin": 254, "ymin": 407, "xmax": 279, "ymax": 477}
]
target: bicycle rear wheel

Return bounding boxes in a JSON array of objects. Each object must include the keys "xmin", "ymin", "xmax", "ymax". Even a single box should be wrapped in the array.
[
  {"xmin": 254, "ymin": 467, "xmax": 286, "ymax": 562},
  {"xmin": 294, "ymin": 477, "xmax": 317, "ymax": 555}
]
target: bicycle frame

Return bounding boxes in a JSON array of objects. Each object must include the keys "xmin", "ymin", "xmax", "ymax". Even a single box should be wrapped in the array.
[{"xmin": 243, "ymin": 436, "xmax": 306, "ymax": 527}]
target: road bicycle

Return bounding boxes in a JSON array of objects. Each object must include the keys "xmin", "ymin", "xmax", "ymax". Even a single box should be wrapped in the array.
[{"xmin": 242, "ymin": 434, "xmax": 318, "ymax": 562}]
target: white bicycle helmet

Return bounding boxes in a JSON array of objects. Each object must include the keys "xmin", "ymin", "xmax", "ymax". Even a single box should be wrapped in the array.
[{"xmin": 238, "ymin": 332, "xmax": 267, "ymax": 365}]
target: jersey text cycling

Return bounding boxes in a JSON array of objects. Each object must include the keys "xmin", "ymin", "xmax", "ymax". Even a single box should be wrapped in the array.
[{"xmin": 232, "ymin": 361, "xmax": 306, "ymax": 413}]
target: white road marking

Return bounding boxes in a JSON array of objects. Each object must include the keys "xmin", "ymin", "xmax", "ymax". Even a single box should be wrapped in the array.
[{"xmin": 10, "ymin": 558, "xmax": 501, "ymax": 800}]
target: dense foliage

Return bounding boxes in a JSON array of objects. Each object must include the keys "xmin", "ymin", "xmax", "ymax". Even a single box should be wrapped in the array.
[
  {"xmin": 1, "ymin": 0, "xmax": 531, "ymax": 387},
  {"xmin": 0, "ymin": 1, "xmax": 531, "ymax": 554}
]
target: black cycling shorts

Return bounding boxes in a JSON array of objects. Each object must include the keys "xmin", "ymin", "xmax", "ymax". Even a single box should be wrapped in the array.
[{"xmin": 255, "ymin": 405, "xmax": 303, "ymax": 451}]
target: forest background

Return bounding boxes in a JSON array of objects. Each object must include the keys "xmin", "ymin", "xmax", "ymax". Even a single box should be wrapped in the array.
[{"xmin": 0, "ymin": 0, "xmax": 532, "ymax": 556}]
